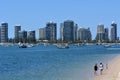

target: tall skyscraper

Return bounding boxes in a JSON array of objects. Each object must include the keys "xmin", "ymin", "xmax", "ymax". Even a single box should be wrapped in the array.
[
  {"xmin": 60, "ymin": 23, "xmax": 64, "ymax": 41},
  {"xmin": 14, "ymin": 24, "xmax": 21, "ymax": 42},
  {"xmin": 19, "ymin": 30, "xmax": 27, "ymax": 42},
  {"xmin": 73, "ymin": 24, "xmax": 78, "ymax": 41},
  {"xmin": 96, "ymin": 24, "xmax": 105, "ymax": 41},
  {"xmin": 1, "ymin": 22, "xmax": 8, "ymax": 43},
  {"xmin": 61, "ymin": 20, "xmax": 74, "ymax": 41},
  {"xmin": 39, "ymin": 28, "xmax": 46, "ymax": 40},
  {"xmin": 110, "ymin": 21, "xmax": 117, "ymax": 41},
  {"xmin": 45, "ymin": 21, "xmax": 57, "ymax": 41},
  {"xmin": 60, "ymin": 20, "xmax": 78, "ymax": 41},
  {"xmin": 27, "ymin": 30, "xmax": 36, "ymax": 42},
  {"xmin": 78, "ymin": 27, "xmax": 92, "ymax": 42},
  {"xmin": 104, "ymin": 28, "xmax": 109, "ymax": 41}
]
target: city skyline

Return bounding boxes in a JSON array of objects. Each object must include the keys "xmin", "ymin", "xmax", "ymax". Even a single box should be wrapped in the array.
[
  {"xmin": 0, "ymin": 21, "xmax": 118, "ymax": 43},
  {"xmin": 0, "ymin": 0, "xmax": 120, "ymax": 39}
]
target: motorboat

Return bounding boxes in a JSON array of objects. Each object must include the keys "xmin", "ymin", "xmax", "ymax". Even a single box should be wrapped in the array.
[
  {"xmin": 56, "ymin": 43, "xmax": 69, "ymax": 49},
  {"xmin": 19, "ymin": 44, "xmax": 27, "ymax": 48},
  {"xmin": 103, "ymin": 44, "xmax": 111, "ymax": 48}
]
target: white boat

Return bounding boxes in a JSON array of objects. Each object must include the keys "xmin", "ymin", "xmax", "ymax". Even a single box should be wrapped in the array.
[
  {"xmin": 57, "ymin": 36, "xmax": 69, "ymax": 49},
  {"xmin": 103, "ymin": 44, "xmax": 111, "ymax": 48},
  {"xmin": 0, "ymin": 43, "xmax": 14, "ymax": 47},
  {"xmin": 27, "ymin": 44, "xmax": 35, "ymax": 48},
  {"xmin": 104, "ymin": 43, "xmax": 120, "ymax": 49},
  {"xmin": 56, "ymin": 43, "xmax": 69, "ymax": 49},
  {"xmin": 19, "ymin": 44, "xmax": 27, "ymax": 48}
]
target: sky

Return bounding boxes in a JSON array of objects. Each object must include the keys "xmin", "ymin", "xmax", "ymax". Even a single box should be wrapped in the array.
[{"xmin": 0, "ymin": 0, "xmax": 120, "ymax": 39}]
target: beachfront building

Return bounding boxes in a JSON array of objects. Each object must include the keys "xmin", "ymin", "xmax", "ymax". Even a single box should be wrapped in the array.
[
  {"xmin": 78, "ymin": 27, "xmax": 92, "ymax": 42},
  {"xmin": 0, "ymin": 22, "xmax": 8, "ymax": 43},
  {"xmin": 96, "ymin": 24, "xmax": 105, "ymax": 42},
  {"xmin": 27, "ymin": 30, "xmax": 36, "ymax": 43},
  {"xmin": 73, "ymin": 24, "xmax": 78, "ymax": 41},
  {"xmin": 62, "ymin": 20, "xmax": 74, "ymax": 41},
  {"xmin": 110, "ymin": 21, "xmax": 117, "ymax": 41},
  {"xmin": 60, "ymin": 23, "xmax": 64, "ymax": 41},
  {"xmin": 45, "ymin": 21, "xmax": 57, "ymax": 41},
  {"xmin": 60, "ymin": 20, "xmax": 77, "ymax": 42},
  {"xmin": 39, "ymin": 28, "xmax": 46, "ymax": 40},
  {"xmin": 104, "ymin": 28, "xmax": 109, "ymax": 41},
  {"xmin": 18, "ymin": 30, "xmax": 27, "ymax": 43},
  {"xmin": 14, "ymin": 24, "xmax": 21, "ymax": 43}
]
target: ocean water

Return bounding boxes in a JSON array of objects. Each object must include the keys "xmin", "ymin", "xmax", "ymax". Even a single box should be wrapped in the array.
[{"xmin": 0, "ymin": 44, "xmax": 120, "ymax": 80}]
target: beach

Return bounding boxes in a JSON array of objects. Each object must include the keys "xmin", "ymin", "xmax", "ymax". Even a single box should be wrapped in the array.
[{"xmin": 94, "ymin": 55, "xmax": 120, "ymax": 80}]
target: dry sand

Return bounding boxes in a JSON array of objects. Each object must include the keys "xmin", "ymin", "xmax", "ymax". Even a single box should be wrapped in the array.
[{"xmin": 94, "ymin": 55, "xmax": 120, "ymax": 80}]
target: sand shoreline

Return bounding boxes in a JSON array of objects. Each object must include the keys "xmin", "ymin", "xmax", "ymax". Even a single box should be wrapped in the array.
[{"xmin": 94, "ymin": 55, "xmax": 120, "ymax": 80}]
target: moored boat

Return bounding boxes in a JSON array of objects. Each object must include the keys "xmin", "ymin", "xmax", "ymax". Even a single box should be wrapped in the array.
[
  {"xmin": 56, "ymin": 43, "xmax": 69, "ymax": 49},
  {"xmin": 19, "ymin": 44, "xmax": 27, "ymax": 48}
]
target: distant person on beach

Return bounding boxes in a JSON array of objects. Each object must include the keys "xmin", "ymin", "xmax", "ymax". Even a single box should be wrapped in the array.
[
  {"xmin": 94, "ymin": 64, "xmax": 98, "ymax": 75},
  {"xmin": 99, "ymin": 63, "xmax": 104, "ymax": 75},
  {"xmin": 106, "ymin": 63, "xmax": 108, "ymax": 69}
]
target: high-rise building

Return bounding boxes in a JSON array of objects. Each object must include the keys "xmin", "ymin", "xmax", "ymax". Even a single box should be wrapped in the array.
[
  {"xmin": 78, "ymin": 27, "xmax": 92, "ymax": 42},
  {"xmin": 14, "ymin": 24, "xmax": 21, "ymax": 42},
  {"xmin": 39, "ymin": 28, "xmax": 46, "ymax": 40},
  {"xmin": 104, "ymin": 28, "xmax": 109, "ymax": 41},
  {"xmin": 96, "ymin": 24, "xmax": 105, "ymax": 41},
  {"xmin": 27, "ymin": 30, "xmax": 36, "ymax": 42},
  {"xmin": 60, "ymin": 23, "xmax": 64, "ymax": 41},
  {"xmin": 45, "ymin": 21, "xmax": 57, "ymax": 41},
  {"xmin": 73, "ymin": 24, "xmax": 78, "ymax": 41},
  {"xmin": 1, "ymin": 22, "xmax": 8, "ymax": 43},
  {"xmin": 110, "ymin": 21, "xmax": 117, "ymax": 41},
  {"xmin": 19, "ymin": 30, "xmax": 27, "ymax": 42},
  {"xmin": 61, "ymin": 20, "xmax": 74, "ymax": 41},
  {"xmin": 60, "ymin": 20, "xmax": 78, "ymax": 41}
]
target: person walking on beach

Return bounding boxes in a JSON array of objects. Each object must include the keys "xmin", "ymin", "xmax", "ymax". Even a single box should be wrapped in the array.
[
  {"xmin": 99, "ymin": 63, "xmax": 104, "ymax": 75},
  {"xmin": 94, "ymin": 64, "xmax": 98, "ymax": 76}
]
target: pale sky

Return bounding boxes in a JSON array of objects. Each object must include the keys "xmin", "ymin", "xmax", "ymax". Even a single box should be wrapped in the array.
[{"xmin": 0, "ymin": 0, "xmax": 120, "ymax": 39}]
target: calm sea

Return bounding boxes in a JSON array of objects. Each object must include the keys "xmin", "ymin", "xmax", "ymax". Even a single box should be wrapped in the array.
[{"xmin": 0, "ymin": 44, "xmax": 120, "ymax": 80}]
